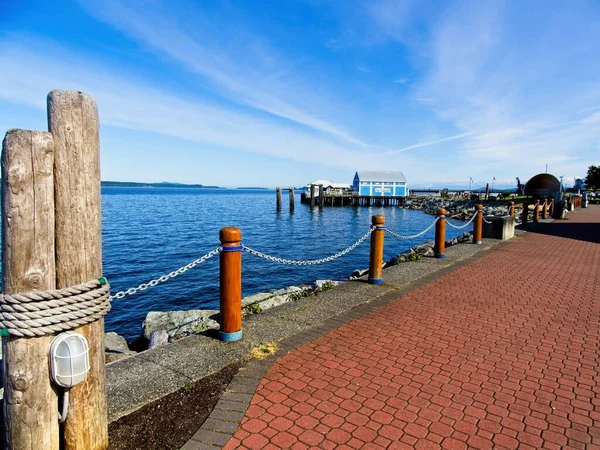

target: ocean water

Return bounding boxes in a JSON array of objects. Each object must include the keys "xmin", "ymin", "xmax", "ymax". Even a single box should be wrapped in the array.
[{"xmin": 99, "ymin": 188, "xmax": 469, "ymax": 341}]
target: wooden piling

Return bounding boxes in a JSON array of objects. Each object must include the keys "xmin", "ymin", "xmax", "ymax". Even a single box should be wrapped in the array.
[
  {"xmin": 48, "ymin": 90, "xmax": 108, "ymax": 450},
  {"xmin": 368, "ymin": 215, "xmax": 385, "ymax": 284},
  {"xmin": 2, "ymin": 130, "xmax": 59, "ymax": 449},
  {"xmin": 219, "ymin": 227, "xmax": 242, "ymax": 341},
  {"xmin": 276, "ymin": 188, "xmax": 282, "ymax": 210},
  {"xmin": 473, "ymin": 204, "xmax": 483, "ymax": 244},
  {"xmin": 318, "ymin": 184, "xmax": 324, "ymax": 207},
  {"xmin": 434, "ymin": 208, "xmax": 446, "ymax": 258},
  {"xmin": 310, "ymin": 184, "xmax": 315, "ymax": 208},
  {"xmin": 289, "ymin": 188, "xmax": 294, "ymax": 211}
]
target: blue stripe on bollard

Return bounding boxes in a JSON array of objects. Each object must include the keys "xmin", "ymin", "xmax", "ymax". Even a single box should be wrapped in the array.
[
  {"xmin": 435, "ymin": 254, "xmax": 446, "ymax": 259},
  {"xmin": 368, "ymin": 278, "xmax": 383, "ymax": 285},
  {"xmin": 218, "ymin": 330, "xmax": 243, "ymax": 342},
  {"xmin": 221, "ymin": 245, "xmax": 243, "ymax": 252}
]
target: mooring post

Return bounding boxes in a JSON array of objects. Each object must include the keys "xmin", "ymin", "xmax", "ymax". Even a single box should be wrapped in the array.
[
  {"xmin": 289, "ymin": 188, "xmax": 295, "ymax": 211},
  {"xmin": 473, "ymin": 204, "xmax": 483, "ymax": 244},
  {"xmin": 533, "ymin": 200, "xmax": 540, "ymax": 223},
  {"xmin": 434, "ymin": 208, "xmax": 446, "ymax": 258},
  {"xmin": 2, "ymin": 130, "xmax": 60, "ymax": 449},
  {"xmin": 276, "ymin": 187, "xmax": 282, "ymax": 211},
  {"xmin": 542, "ymin": 199, "xmax": 548, "ymax": 219},
  {"xmin": 310, "ymin": 184, "xmax": 315, "ymax": 208},
  {"xmin": 550, "ymin": 199, "xmax": 555, "ymax": 217},
  {"xmin": 319, "ymin": 184, "xmax": 324, "ymax": 207},
  {"xmin": 219, "ymin": 227, "xmax": 242, "ymax": 342},
  {"xmin": 368, "ymin": 215, "xmax": 385, "ymax": 284},
  {"xmin": 508, "ymin": 201, "xmax": 515, "ymax": 217},
  {"xmin": 522, "ymin": 201, "xmax": 529, "ymax": 226},
  {"xmin": 48, "ymin": 90, "xmax": 108, "ymax": 449}
]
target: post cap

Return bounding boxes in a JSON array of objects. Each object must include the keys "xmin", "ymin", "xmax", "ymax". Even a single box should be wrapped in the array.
[
  {"xmin": 475, "ymin": 204, "xmax": 484, "ymax": 211},
  {"xmin": 372, "ymin": 215, "xmax": 385, "ymax": 226},
  {"xmin": 508, "ymin": 201, "xmax": 515, "ymax": 206},
  {"xmin": 436, "ymin": 208, "xmax": 446, "ymax": 216},
  {"xmin": 220, "ymin": 227, "xmax": 242, "ymax": 244}
]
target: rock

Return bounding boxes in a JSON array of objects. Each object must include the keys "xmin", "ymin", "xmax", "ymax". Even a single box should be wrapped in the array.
[
  {"xmin": 349, "ymin": 268, "xmax": 368, "ymax": 279},
  {"xmin": 143, "ymin": 309, "xmax": 220, "ymax": 341},
  {"xmin": 422, "ymin": 247, "xmax": 435, "ymax": 257},
  {"xmin": 105, "ymin": 332, "xmax": 131, "ymax": 354},
  {"xmin": 412, "ymin": 241, "xmax": 434, "ymax": 254},
  {"xmin": 313, "ymin": 280, "xmax": 343, "ymax": 290},
  {"xmin": 148, "ymin": 330, "xmax": 169, "ymax": 350}
]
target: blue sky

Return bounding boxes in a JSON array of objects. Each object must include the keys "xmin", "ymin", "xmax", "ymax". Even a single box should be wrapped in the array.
[{"xmin": 1, "ymin": 0, "xmax": 599, "ymax": 188}]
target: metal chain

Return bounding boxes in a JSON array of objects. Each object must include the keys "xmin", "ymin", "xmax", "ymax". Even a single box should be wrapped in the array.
[
  {"xmin": 482, "ymin": 215, "xmax": 493, "ymax": 224},
  {"xmin": 110, "ymin": 247, "xmax": 221, "ymax": 300},
  {"xmin": 243, "ymin": 229, "xmax": 373, "ymax": 265},
  {"xmin": 385, "ymin": 217, "xmax": 439, "ymax": 240},
  {"xmin": 446, "ymin": 212, "xmax": 478, "ymax": 229}
]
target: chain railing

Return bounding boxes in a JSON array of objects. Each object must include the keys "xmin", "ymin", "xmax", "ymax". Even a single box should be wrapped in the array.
[
  {"xmin": 446, "ymin": 211, "xmax": 478, "ymax": 229},
  {"xmin": 384, "ymin": 217, "xmax": 439, "ymax": 240},
  {"xmin": 242, "ymin": 228, "xmax": 373, "ymax": 265},
  {"xmin": 110, "ymin": 247, "xmax": 221, "ymax": 300}
]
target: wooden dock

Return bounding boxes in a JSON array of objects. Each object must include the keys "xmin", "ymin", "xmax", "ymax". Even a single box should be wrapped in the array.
[{"xmin": 299, "ymin": 191, "xmax": 407, "ymax": 207}]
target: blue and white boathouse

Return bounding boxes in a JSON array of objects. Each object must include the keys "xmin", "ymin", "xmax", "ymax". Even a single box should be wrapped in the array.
[{"xmin": 352, "ymin": 171, "xmax": 408, "ymax": 197}]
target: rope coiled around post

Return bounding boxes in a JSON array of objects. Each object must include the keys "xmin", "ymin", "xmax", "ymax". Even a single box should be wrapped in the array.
[{"xmin": 0, "ymin": 278, "xmax": 111, "ymax": 338}]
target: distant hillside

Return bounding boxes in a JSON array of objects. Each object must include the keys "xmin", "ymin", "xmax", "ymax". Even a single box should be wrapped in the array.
[{"xmin": 101, "ymin": 181, "xmax": 222, "ymax": 189}]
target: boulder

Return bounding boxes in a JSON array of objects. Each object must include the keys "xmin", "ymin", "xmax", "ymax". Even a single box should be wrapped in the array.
[
  {"xmin": 105, "ymin": 332, "xmax": 137, "ymax": 364},
  {"xmin": 143, "ymin": 309, "xmax": 220, "ymax": 341},
  {"xmin": 148, "ymin": 330, "xmax": 169, "ymax": 350},
  {"xmin": 349, "ymin": 268, "xmax": 368, "ymax": 280}
]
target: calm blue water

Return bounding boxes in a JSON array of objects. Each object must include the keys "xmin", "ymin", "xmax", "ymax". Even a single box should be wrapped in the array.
[{"xmin": 100, "ymin": 188, "xmax": 468, "ymax": 341}]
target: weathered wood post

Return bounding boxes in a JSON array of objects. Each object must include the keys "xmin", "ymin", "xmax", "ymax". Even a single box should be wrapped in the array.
[
  {"xmin": 318, "ymin": 184, "xmax": 324, "ymax": 207},
  {"xmin": 508, "ymin": 201, "xmax": 515, "ymax": 217},
  {"xmin": 2, "ymin": 130, "xmax": 60, "ymax": 449},
  {"xmin": 219, "ymin": 227, "xmax": 242, "ymax": 341},
  {"xmin": 473, "ymin": 204, "xmax": 483, "ymax": 244},
  {"xmin": 310, "ymin": 184, "xmax": 316, "ymax": 208},
  {"xmin": 368, "ymin": 215, "xmax": 385, "ymax": 284},
  {"xmin": 434, "ymin": 208, "xmax": 446, "ymax": 258},
  {"xmin": 48, "ymin": 90, "xmax": 108, "ymax": 449},
  {"xmin": 276, "ymin": 188, "xmax": 282, "ymax": 211},
  {"xmin": 533, "ymin": 200, "xmax": 540, "ymax": 223},
  {"xmin": 289, "ymin": 188, "xmax": 295, "ymax": 211}
]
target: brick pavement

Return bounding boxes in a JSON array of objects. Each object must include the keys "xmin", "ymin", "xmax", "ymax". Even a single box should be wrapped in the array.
[{"xmin": 223, "ymin": 206, "xmax": 600, "ymax": 449}]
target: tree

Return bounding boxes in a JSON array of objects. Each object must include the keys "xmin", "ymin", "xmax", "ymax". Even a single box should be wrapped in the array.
[{"xmin": 584, "ymin": 165, "xmax": 600, "ymax": 190}]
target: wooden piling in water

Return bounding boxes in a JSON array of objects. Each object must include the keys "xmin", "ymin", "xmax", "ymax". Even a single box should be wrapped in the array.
[
  {"xmin": 319, "ymin": 184, "xmax": 324, "ymax": 207},
  {"xmin": 310, "ymin": 184, "xmax": 315, "ymax": 208},
  {"xmin": 276, "ymin": 188, "xmax": 282, "ymax": 210},
  {"xmin": 289, "ymin": 188, "xmax": 294, "ymax": 211},
  {"xmin": 2, "ymin": 130, "xmax": 60, "ymax": 450},
  {"xmin": 49, "ymin": 90, "xmax": 108, "ymax": 450}
]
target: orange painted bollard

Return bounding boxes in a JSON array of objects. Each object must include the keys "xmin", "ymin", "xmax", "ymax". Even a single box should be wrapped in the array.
[
  {"xmin": 219, "ymin": 227, "xmax": 242, "ymax": 342},
  {"xmin": 508, "ymin": 201, "xmax": 515, "ymax": 217},
  {"xmin": 542, "ymin": 199, "xmax": 548, "ymax": 219},
  {"xmin": 522, "ymin": 202, "xmax": 529, "ymax": 226},
  {"xmin": 550, "ymin": 200, "xmax": 555, "ymax": 217},
  {"xmin": 473, "ymin": 204, "xmax": 483, "ymax": 244},
  {"xmin": 533, "ymin": 200, "xmax": 540, "ymax": 223},
  {"xmin": 368, "ymin": 215, "xmax": 385, "ymax": 285},
  {"xmin": 434, "ymin": 208, "xmax": 446, "ymax": 258}
]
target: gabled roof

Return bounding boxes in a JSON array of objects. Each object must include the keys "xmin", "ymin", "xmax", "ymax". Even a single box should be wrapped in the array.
[
  {"xmin": 356, "ymin": 171, "xmax": 407, "ymax": 183},
  {"xmin": 308, "ymin": 180, "xmax": 352, "ymax": 189}
]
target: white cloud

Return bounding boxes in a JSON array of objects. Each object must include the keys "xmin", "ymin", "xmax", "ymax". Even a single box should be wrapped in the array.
[{"xmin": 76, "ymin": 0, "xmax": 370, "ymax": 147}]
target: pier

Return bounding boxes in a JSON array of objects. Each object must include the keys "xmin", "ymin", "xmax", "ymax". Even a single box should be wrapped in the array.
[{"xmin": 299, "ymin": 185, "xmax": 408, "ymax": 207}]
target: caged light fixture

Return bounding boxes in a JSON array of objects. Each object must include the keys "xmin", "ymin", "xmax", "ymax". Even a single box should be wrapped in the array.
[{"xmin": 49, "ymin": 331, "xmax": 90, "ymax": 423}]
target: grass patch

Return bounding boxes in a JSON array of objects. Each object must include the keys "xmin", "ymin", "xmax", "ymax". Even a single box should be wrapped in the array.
[{"xmin": 250, "ymin": 342, "xmax": 278, "ymax": 360}]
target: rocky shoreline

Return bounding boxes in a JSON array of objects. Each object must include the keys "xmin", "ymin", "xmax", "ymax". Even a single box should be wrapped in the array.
[{"xmin": 406, "ymin": 196, "xmax": 521, "ymax": 220}]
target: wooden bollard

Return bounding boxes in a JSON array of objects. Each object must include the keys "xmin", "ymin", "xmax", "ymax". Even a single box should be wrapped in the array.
[
  {"xmin": 542, "ymin": 199, "xmax": 548, "ymax": 219},
  {"xmin": 368, "ymin": 215, "xmax": 385, "ymax": 284},
  {"xmin": 522, "ymin": 201, "xmax": 529, "ymax": 226},
  {"xmin": 276, "ymin": 188, "xmax": 282, "ymax": 210},
  {"xmin": 2, "ymin": 130, "xmax": 60, "ymax": 449},
  {"xmin": 550, "ymin": 200, "xmax": 555, "ymax": 217},
  {"xmin": 219, "ymin": 227, "xmax": 242, "ymax": 341},
  {"xmin": 533, "ymin": 200, "xmax": 540, "ymax": 223},
  {"xmin": 49, "ymin": 90, "xmax": 108, "ymax": 449},
  {"xmin": 508, "ymin": 201, "xmax": 515, "ymax": 217},
  {"xmin": 310, "ymin": 184, "xmax": 316, "ymax": 208},
  {"xmin": 434, "ymin": 208, "xmax": 446, "ymax": 258},
  {"xmin": 473, "ymin": 204, "xmax": 483, "ymax": 244}
]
